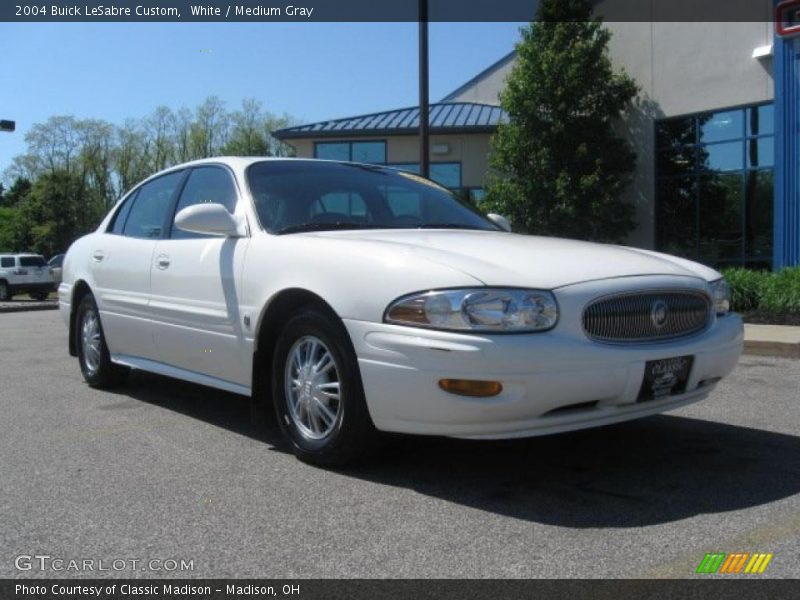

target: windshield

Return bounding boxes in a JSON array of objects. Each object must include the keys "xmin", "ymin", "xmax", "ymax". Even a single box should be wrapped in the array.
[{"xmin": 246, "ymin": 160, "xmax": 498, "ymax": 234}]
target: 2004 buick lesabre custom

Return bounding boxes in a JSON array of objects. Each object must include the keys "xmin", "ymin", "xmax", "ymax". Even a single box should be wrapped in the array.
[{"xmin": 59, "ymin": 158, "xmax": 743, "ymax": 465}]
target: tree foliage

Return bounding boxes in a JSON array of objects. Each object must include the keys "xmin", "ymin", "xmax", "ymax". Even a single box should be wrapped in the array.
[
  {"xmin": 1, "ymin": 97, "xmax": 296, "ymax": 255},
  {"xmin": 484, "ymin": 0, "xmax": 639, "ymax": 242}
]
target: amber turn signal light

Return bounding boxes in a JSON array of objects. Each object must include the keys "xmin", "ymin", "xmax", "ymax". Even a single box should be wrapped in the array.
[{"xmin": 438, "ymin": 379, "xmax": 503, "ymax": 397}]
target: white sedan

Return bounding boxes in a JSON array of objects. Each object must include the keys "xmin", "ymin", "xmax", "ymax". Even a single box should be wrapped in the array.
[{"xmin": 59, "ymin": 157, "xmax": 743, "ymax": 465}]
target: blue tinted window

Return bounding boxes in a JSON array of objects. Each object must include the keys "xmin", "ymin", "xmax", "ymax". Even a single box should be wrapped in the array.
[
  {"xmin": 747, "ymin": 137, "xmax": 774, "ymax": 168},
  {"xmin": 700, "ymin": 109, "xmax": 743, "ymax": 143},
  {"xmin": 431, "ymin": 163, "xmax": 461, "ymax": 189},
  {"xmin": 703, "ymin": 141, "xmax": 742, "ymax": 172},
  {"xmin": 656, "ymin": 102, "xmax": 774, "ymax": 268},
  {"xmin": 315, "ymin": 143, "xmax": 350, "ymax": 161},
  {"xmin": 315, "ymin": 141, "xmax": 386, "ymax": 164},
  {"xmin": 747, "ymin": 104, "xmax": 774, "ymax": 137},
  {"xmin": 352, "ymin": 142, "xmax": 386, "ymax": 163}
]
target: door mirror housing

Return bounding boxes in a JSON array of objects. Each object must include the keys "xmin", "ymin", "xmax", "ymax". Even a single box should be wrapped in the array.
[
  {"xmin": 487, "ymin": 213, "xmax": 512, "ymax": 232},
  {"xmin": 174, "ymin": 203, "xmax": 241, "ymax": 237}
]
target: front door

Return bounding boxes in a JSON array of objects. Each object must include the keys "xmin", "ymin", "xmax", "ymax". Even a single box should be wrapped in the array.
[{"xmin": 148, "ymin": 166, "xmax": 251, "ymax": 387}]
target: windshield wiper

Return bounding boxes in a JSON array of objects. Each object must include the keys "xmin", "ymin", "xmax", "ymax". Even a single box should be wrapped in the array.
[{"xmin": 274, "ymin": 222, "xmax": 380, "ymax": 235}]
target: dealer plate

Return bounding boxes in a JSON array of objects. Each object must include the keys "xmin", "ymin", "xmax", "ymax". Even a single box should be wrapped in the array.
[{"xmin": 637, "ymin": 355, "xmax": 693, "ymax": 402}]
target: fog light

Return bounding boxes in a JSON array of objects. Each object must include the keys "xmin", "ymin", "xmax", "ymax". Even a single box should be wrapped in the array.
[{"xmin": 438, "ymin": 379, "xmax": 503, "ymax": 397}]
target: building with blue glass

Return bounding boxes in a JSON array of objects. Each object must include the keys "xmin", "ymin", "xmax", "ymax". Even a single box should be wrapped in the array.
[{"xmin": 275, "ymin": 6, "xmax": 800, "ymax": 271}]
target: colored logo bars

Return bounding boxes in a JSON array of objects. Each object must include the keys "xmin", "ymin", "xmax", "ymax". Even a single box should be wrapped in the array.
[{"xmin": 696, "ymin": 552, "xmax": 773, "ymax": 574}]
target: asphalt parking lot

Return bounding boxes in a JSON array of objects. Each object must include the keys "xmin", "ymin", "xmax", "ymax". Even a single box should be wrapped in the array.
[{"xmin": 1, "ymin": 309, "xmax": 799, "ymax": 579}]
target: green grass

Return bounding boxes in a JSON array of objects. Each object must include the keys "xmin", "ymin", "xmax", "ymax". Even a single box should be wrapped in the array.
[{"xmin": 722, "ymin": 267, "xmax": 800, "ymax": 314}]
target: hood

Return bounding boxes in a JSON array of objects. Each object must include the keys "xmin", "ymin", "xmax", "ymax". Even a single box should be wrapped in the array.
[{"xmin": 308, "ymin": 229, "xmax": 718, "ymax": 289}]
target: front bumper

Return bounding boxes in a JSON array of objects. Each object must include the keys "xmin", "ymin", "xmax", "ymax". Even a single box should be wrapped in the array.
[{"xmin": 344, "ymin": 310, "xmax": 743, "ymax": 439}]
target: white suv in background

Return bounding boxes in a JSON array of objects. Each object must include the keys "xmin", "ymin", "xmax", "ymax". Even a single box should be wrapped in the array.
[{"xmin": 0, "ymin": 254, "xmax": 55, "ymax": 301}]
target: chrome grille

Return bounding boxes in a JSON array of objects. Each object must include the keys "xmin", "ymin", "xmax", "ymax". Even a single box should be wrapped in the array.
[{"xmin": 582, "ymin": 290, "xmax": 711, "ymax": 343}]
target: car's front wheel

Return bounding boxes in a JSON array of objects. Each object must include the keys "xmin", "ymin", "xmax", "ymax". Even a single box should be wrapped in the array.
[
  {"xmin": 75, "ymin": 293, "xmax": 128, "ymax": 388},
  {"xmin": 0, "ymin": 280, "xmax": 10, "ymax": 301},
  {"xmin": 272, "ymin": 308, "xmax": 378, "ymax": 466}
]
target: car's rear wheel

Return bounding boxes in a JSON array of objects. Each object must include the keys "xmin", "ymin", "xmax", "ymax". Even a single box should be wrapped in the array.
[
  {"xmin": 75, "ymin": 293, "xmax": 128, "ymax": 388},
  {"xmin": 272, "ymin": 307, "xmax": 378, "ymax": 466},
  {"xmin": 0, "ymin": 281, "xmax": 10, "ymax": 301}
]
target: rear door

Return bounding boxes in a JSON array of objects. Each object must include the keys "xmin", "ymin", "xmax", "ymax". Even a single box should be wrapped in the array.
[
  {"xmin": 149, "ymin": 165, "xmax": 250, "ymax": 386},
  {"xmin": 89, "ymin": 170, "xmax": 186, "ymax": 360}
]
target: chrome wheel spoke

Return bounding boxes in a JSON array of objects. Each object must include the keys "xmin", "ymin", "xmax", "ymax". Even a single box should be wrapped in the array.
[
  {"xmin": 80, "ymin": 308, "xmax": 102, "ymax": 375},
  {"xmin": 284, "ymin": 335, "xmax": 342, "ymax": 441}
]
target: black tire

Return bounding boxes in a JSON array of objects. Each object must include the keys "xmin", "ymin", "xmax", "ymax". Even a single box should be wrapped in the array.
[
  {"xmin": 272, "ymin": 307, "xmax": 379, "ymax": 467},
  {"xmin": 0, "ymin": 280, "xmax": 10, "ymax": 302},
  {"xmin": 31, "ymin": 291, "xmax": 49, "ymax": 301},
  {"xmin": 75, "ymin": 293, "xmax": 129, "ymax": 388}
]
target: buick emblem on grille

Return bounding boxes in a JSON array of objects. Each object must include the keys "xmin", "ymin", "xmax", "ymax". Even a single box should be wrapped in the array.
[{"xmin": 651, "ymin": 300, "xmax": 669, "ymax": 329}]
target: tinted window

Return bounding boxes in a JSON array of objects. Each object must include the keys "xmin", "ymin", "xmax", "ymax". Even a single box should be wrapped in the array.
[
  {"xmin": 20, "ymin": 256, "xmax": 46, "ymax": 267},
  {"xmin": 655, "ymin": 102, "xmax": 774, "ymax": 268},
  {"xmin": 49, "ymin": 255, "xmax": 64, "ymax": 268},
  {"xmin": 315, "ymin": 143, "xmax": 350, "ymax": 161},
  {"xmin": 247, "ymin": 160, "xmax": 497, "ymax": 234},
  {"xmin": 700, "ymin": 109, "xmax": 743, "ymax": 143},
  {"xmin": 110, "ymin": 190, "xmax": 138, "ymax": 235},
  {"xmin": 315, "ymin": 141, "xmax": 386, "ymax": 164},
  {"xmin": 122, "ymin": 172, "xmax": 183, "ymax": 239},
  {"xmin": 1, "ymin": 257, "xmax": 14, "ymax": 268},
  {"xmin": 171, "ymin": 167, "xmax": 238, "ymax": 239},
  {"xmin": 351, "ymin": 142, "xmax": 386, "ymax": 164}
]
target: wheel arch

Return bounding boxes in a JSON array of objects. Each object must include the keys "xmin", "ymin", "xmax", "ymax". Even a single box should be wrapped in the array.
[{"xmin": 251, "ymin": 288, "xmax": 351, "ymax": 417}]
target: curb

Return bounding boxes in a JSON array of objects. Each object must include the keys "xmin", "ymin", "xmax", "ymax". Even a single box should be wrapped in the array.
[
  {"xmin": 743, "ymin": 324, "xmax": 800, "ymax": 359},
  {"xmin": 743, "ymin": 340, "xmax": 800, "ymax": 359},
  {"xmin": 0, "ymin": 302, "xmax": 59, "ymax": 314}
]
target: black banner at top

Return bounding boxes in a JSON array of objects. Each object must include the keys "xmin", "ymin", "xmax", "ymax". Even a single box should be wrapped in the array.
[{"xmin": 0, "ymin": 0, "xmax": 780, "ymax": 22}]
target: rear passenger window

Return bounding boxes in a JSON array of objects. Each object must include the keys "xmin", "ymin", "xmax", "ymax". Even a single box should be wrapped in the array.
[
  {"xmin": 1, "ymin": 257, "xmax": 14, "ymax": 268},
  {"xmin": 122, "ymin": 172, "xmax": 183, "ymax": 239},
  {"xmin": 20, "ymin": 256, "xmax": 46, "ymax": 267},
  {"xmin": 171, "ymin": 167, "xmax": 238, "ymax": 239},
  {"xmin": 110, "ymin": 191, "xmax": 138, "ymax": 235}
]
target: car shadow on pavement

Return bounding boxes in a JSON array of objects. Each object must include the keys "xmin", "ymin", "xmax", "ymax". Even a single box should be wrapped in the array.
[
  {"xmin": 117, "ymin": 370, "xmax": 800, "ymax": 528},
  {"xmin": 349, "ymin": 416, "xmax": 800, "ymax": 528}
]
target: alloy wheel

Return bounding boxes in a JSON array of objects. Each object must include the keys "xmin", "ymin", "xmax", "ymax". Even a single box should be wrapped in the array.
[
  {"xmin": 80, "ymin": 308, "xmax": 102, "ymax": 376},
  {"xmin": 284, "ymin": 335, "xmax": 342, "ymax": 441}
]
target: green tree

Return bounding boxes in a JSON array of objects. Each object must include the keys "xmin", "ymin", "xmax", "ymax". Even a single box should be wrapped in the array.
[
  {"xmin": 0, "ymin": 207, "xmax": 17, "ymax": 251},
  {"xmin": 484, "ymin": 0, "xmax": 639, "ymax": 242},
  {"xmin": 0, "ymin": 177, "xmax": 32, "ymax": 208},
  {"xmin": 12, "ymin": 169, "xmax": 102, "ymax": 256}
]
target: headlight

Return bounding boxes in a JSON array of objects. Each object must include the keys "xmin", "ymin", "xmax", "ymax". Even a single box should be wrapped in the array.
[
  {"xmin": 710, "ymin": 278, "xmax": 731, "ymax": 316},
  {"xmin": 384, "ymin": 288, "xmax": 558, "ymax": 333}
]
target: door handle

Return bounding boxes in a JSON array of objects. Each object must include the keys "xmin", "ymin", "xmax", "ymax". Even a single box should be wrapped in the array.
[
  {"xmin": 156, "ymin": 255, "xmax": 171, "ymax": 269},
  {"xmin": 92, "ymin": 251, "xmax": 104, "ymax": 262}
]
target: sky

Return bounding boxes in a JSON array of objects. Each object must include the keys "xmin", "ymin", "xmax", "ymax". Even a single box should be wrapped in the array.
[{"xmin": 0, "ymin": 22, "xmax": 525, "ymax": 173}]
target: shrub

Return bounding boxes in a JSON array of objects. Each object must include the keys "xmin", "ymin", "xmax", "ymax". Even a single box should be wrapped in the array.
[{"xmin": 722, "ymin": 267, "xmax": 800, "ymax": 314}]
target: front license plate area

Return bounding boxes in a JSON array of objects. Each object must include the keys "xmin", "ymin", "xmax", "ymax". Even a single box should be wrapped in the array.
[{"xmin": 638, "ymin": 355, "xmax": 694, "ymax": 402}]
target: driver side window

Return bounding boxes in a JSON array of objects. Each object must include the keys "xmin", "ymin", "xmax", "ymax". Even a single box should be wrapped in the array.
[{"xmin": 170, "ymin": 166, "xmax": 238, "ymax": 239}]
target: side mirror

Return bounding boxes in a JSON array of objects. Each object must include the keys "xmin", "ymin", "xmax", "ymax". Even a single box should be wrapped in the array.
[
  {"xmin": 487, "ymin": 213, "xmax": 512, "ymax": 232},
  {"xmin": 174, "ymin": 203, "xmax": 241, "ymax": 237}
]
